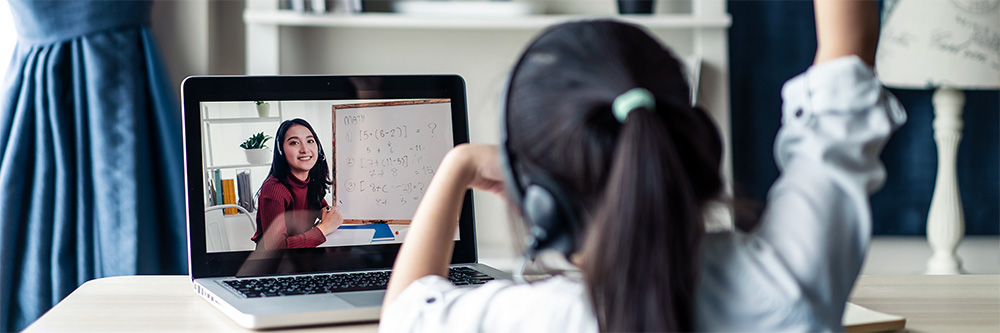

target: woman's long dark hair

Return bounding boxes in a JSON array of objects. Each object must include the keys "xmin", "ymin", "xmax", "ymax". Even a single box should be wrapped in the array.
[
  {"xmin": 506, "ymin": 20, "xmax": 723, "ymax": 331},
  {"xmin": 268, "ymin": 118, "xmax": 332, "ymax": 210}
]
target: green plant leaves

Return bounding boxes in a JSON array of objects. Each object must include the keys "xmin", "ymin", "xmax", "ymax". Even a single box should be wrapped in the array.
[{"xmin": 239, "ymin": 132, "xmax": 272, "ymax": 149}]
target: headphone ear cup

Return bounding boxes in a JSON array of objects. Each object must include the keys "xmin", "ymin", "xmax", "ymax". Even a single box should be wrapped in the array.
[{"xmin": 523, "ymin": 184, "xmax": 576, "ymax": 256}]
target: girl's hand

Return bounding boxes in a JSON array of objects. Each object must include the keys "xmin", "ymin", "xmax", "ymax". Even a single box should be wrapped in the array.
[
  {"xmin": 449, "ymin": 144, "xmax": 506, "ymax": 197},
  {"xmin": 383, "ymin": 143, "xmax": 506, "ymax": 308},
  {"xmin": 316, "ymin": 206, "xmax": 343, "ymax": 235}
]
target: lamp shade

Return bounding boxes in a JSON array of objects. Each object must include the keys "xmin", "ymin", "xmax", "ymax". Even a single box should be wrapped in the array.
[{"xmin": 875, "ymin": 0, "xmax": 1000, "ymax": 89}]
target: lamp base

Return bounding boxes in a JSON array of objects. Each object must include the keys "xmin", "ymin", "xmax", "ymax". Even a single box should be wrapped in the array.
[
  {"xmin": 926, "ymin": 253, "xmax": 964, "ymax": 275},
  {"xmin": 924, "ymin": 86, "xmax": 966, "ymax": 275}
]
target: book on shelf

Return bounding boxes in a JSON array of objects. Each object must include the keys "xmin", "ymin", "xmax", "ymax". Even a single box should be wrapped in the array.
[
  {"xmin": 222, "ymin": 179, "xmax": 237, "ymax": 215},
  {"xmin": 236, "ymin": 170, "xmax": 254, "ymax": 213},
  {"xmin": 312, "ymin": 0, "xmax": 326, "ymax": 13},
  {"xmin": 289, "ymin": 0, "xmax": 333, "ymax": 13},
  {"xmin": 205, "ymin": 171, "xmax": 216, "ymax": 207},
  {"xmin": 343, "ymin": 0, "xmax": 362, "ymax": 13},
  {"xmin": 213, "ymin": 169, "xmax": 223, "ymax": 206}
]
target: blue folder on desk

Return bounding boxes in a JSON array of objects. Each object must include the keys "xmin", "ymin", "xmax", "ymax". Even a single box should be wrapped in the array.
[{"xmin": 338, "ymin": 224, "xmax": 394, "ymax": 242}]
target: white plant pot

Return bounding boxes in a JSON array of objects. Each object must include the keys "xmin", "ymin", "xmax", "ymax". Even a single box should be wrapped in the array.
[
  {"xmin": 244, "ymin": 148, "xmax": 272, "ymax": 165},
  {"xmin": 256, "ymin": 103, "xmax": 270, "ymax": 117}
]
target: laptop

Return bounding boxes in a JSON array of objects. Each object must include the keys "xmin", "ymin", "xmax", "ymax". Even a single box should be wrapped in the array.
[{"xmin": 180, "ymin": 75, "xmax": 511, "ymax": 329}]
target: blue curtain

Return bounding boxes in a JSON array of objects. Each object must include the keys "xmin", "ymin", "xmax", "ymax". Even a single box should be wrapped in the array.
[
  {"xmin": 0, "ymin": 1, "xmax": 187, "ymax": 331},
  {"xmin": 728, "ymin": 1, "xmax": 999, "ymax": 235}
]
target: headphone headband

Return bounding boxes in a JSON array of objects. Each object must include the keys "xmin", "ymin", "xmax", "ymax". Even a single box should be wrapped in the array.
[{"xmin": 500, "ymin": 62, "xmax": 582, "ymax": 261}]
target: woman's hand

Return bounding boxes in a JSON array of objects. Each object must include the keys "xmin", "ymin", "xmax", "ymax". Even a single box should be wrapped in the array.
[{"xmin": 316, "ymin": 206, "xmax": 343, "ymax": 235}]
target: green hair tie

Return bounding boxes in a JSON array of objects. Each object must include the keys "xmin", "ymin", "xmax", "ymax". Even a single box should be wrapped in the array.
[{"xmin": 612, "ymin": 88, "xmax": 655, "ymax": 123}]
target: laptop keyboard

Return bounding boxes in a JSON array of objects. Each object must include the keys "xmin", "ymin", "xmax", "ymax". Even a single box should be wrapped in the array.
[{"xmin": 223, "ymin": 266, "xmax": 495, "ymax": 298}]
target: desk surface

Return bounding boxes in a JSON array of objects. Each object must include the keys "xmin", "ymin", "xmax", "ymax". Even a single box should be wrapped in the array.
[
  {"xmin": 26, "ymin": 274, "xmax": 1000, "ymax": 332},
  {"xmin": 847, "ymin": 275, "xmax": 999, "ymax": 332}
]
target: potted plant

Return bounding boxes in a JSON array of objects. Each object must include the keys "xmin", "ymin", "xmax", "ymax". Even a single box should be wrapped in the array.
[
  {"xmin": 255, "ymin": 101, "xmax": 270, "ymax": 117},
  {"xmin": 240, "ymin": 132, "xmax": 273, "ymax": 164}
]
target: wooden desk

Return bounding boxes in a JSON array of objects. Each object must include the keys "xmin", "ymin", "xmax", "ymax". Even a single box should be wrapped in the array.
[
  {"xmin": 24, "ymin": 276, "xmax": 377, "ymax": 332},
  {"xmin": 849, "ymin": 275, "xmax": 999, "ymax": 332},
  {"xmin": 25, "ymin": 275, "xmax": 999, "ymax": 332}
]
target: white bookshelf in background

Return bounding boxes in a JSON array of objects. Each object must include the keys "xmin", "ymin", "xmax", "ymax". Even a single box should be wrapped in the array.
[
  {"xmin": 202, "ymin": 106, "xmax": 284, "ymax": 166},
  {"xmin": 202, "ymin": 116, "xmax": 283, "ymax": 171},
  {"xmin": 200, "ymin": 102, "xmax": 285, "ymax": 205}
]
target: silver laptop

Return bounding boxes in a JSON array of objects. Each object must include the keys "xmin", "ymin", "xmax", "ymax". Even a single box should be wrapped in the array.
[{"xmin": 180, "ymin": 75, "xmax": 510, "ymax": 329}]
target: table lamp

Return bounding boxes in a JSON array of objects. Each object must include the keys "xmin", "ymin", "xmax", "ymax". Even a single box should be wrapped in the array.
[{"xmin": 875, "ymin": 0, "xmax": 1000, "ymax": 274}]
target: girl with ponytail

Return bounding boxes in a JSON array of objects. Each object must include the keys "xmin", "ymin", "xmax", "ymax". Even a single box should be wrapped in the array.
[{"xmin": 381, "ymin": 0, "xmax": 904, "ymax": 331}]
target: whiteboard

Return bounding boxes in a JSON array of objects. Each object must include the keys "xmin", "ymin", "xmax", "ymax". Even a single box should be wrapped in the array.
[{"xmin": 334, "ymin": 102, "xmax": 453, "ymax": 220}]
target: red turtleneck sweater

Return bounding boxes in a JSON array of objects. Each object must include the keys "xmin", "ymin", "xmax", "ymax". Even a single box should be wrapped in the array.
[{"xmin": 251, "ymin": 175, "xmax": 329, "ymax": 249}]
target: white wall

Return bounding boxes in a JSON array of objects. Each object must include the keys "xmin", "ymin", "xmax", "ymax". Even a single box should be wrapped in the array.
[
  {"xmin": 152, "ymin": 0, "xmax": 209, "ymax": 95},
  {"xmin": 151, "ymin": 0, "xmax": 245, "ymax": 96}
]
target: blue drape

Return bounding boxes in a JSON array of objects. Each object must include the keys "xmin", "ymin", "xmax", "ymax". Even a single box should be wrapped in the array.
[
  {"xmin": 0, "ymin": 1, "xmax": 187, "ymax": 331},
  {"xmin": 728, "ymin": 1, "xmax": 999, "ymax": 235}
]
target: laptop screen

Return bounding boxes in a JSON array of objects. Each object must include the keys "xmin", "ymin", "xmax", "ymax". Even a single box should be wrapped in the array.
[
  {"xmin": 182, "ymin": 75, "xmax": 477, "ymax": 278},
  {"xmin": 199, "ymin": 99, "xmax": 458, "ymax": 254}
]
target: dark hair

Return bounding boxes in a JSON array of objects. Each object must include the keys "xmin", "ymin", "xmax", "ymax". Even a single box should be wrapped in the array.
[
  {"xmin": 268, "ymin": 118, "xmax": 332, "ymax": 210},
  {"xmin": 506, "ymin": 20, "xmax": 723, "ymax": 331}
]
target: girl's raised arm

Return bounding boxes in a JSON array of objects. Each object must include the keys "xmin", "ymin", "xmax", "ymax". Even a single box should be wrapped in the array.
[
  {"xmin": 813, "ymin": 0, "xmax": 880, "ymax": 65},
  {"xmin": 382, "ymin": 144, "xmax": 504, "ymax": 310}
]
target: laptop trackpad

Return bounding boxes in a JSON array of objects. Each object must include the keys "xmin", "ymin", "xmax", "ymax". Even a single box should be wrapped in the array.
[{"xmin": 338, "ymin": 291, "xmax": 385, "ymax": 307}]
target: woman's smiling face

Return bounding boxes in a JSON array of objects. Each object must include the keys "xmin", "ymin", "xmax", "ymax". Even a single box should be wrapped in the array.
[{"xmin": 282, "ymin": 124, "xmax": 318, "ymax": 179}]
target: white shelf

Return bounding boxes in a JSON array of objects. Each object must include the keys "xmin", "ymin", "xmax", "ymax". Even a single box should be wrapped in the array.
[
  {"xmin": 243, "ymin": 10, "xmax": 731, "ymax": 30},
  {"xmin": 204, "ymin": 116, "xmax": 282, "ymax": 124},
  {"xmin": 206, "ymin": 163, "xmax": 272, "ymax": 170},
  {"xmin": 202, "ymin": 103, "xmax": 283, "ymax": 175}
]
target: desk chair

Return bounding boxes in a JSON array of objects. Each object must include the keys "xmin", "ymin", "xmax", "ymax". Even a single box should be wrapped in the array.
[{"xmin": 205, "ymin": 205, "xmax": 256, "ymax": 252}]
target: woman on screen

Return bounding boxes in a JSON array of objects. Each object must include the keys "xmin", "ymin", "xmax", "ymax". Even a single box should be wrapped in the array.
[{"xmin": 252, "ymin": 118, "xmax": 342, "ymax": 250}]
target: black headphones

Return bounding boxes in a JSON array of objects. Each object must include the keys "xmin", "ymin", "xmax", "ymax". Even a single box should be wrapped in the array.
[{"xmin": 499, "ymin": 71, "xmax": 583, "ymax": 260}]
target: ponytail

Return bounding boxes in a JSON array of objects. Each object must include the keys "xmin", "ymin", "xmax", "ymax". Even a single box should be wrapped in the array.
[
  {"xmin": 503, "ymin": 19, "xmax": 725, "ymax": 333},
  {"xmin": 580, "ymin": 104, "xmax": 706, "ymax": 332}
]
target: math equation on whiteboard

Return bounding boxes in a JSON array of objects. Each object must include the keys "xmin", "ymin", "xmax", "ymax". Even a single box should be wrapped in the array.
[{"xmin": 334, "ymin": 102, "xmax": 454, "ymax": 221}]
